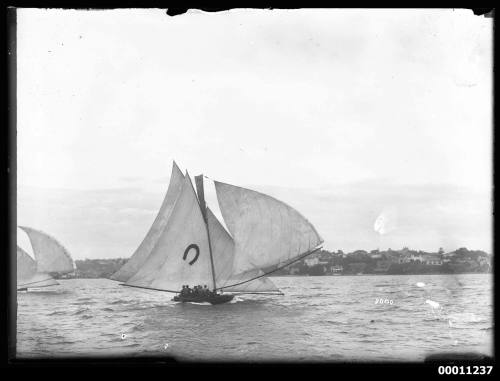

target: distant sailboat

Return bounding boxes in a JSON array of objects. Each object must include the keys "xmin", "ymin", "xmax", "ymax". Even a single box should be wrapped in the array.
[
  {"xmin": 112, "ymin": 161, "xmax": 323, "ymax": 304},
  {"xmin": 17, "ymin": 226, "xmax": 75, "ymax": 291}
]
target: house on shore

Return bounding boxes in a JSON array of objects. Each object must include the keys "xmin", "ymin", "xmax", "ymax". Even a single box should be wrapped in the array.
[
  {"xmin": 422, "ymin": 254, "xmax": 443, "ymax": 265},
  {"xmin": 304, "ymin": 257, "xmax": 319, "ymax": 267},
  {"xmin": 330, "ymin": 265, "xmax": 343, "ymax": 274},
  {"xmin": 398, "ymin": 252, "xmax": 424, "ymax": 264}
]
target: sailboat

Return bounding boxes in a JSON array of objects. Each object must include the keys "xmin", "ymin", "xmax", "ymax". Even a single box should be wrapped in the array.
[
  {"xmin": 111, "ymin": 161, "xmax": 323, "ymax": 304},
  {"xmin": 17, "ymin": 226, "xmax": 75, "ymax": 291}
]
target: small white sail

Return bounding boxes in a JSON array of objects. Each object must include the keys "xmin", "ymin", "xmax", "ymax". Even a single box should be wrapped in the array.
[
  {"xmin": 205, "ymin": 207, "xmax": 234, "ymax": 286},
  {"xmin": 17, "ymin": 246, "xmax": 58, "ymax": 289},
  {"xmin": 214, "ymin": 181, "xmax": 323, "ymax": 274},
  {"xmin": 125, "ymin": 174, "xmax": 214, "ymax": 292},
  {"xmin": 111, "ymin": 161, "xmax": 185, "ymax": 282},
  {"xmin": 19, "ymin": 226, "xmax": 74, "ymax": 274},
  {"xmin": 206, "ymin": 208, "xmax": 279, "ymax": 293},
  {"xmin": 207, "ymin": 208, "xmax": 279, "ymax": 292},
  {"xmin": 17, "ymin": 246, "xmax": 37, "ymax": 283}
]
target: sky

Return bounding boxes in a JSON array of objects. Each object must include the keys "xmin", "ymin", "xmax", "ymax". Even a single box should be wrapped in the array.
[{"xmin": 16, "ymin": 9, "xmax": 493, "ymax": 259}]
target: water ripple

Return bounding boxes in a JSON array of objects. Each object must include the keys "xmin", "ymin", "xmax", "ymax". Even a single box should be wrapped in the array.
[{"xmin": 16, "ymin": 275, "xmax": 493, "ymax": 361}]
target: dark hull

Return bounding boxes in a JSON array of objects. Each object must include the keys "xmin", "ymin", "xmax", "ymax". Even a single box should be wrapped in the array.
[{"xmin": 172, "ymin": 294, "xmax": 234, "ymax": 305}]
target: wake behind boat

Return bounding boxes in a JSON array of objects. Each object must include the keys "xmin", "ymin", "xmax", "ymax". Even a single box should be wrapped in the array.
[
  {"xmin": 112, "ymin": 161, "xmax": 323, "ymax": 304},
  {"xmin": 17, "ymin": 226, "xmax": 75, "ymax": 291}
]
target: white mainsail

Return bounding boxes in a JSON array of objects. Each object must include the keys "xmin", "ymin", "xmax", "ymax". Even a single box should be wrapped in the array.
[
  {"xmin": 17, "ymin": 246, "xmax": 58, "ymax": 289},
  {"xmin": 206, "ymin": 207, "xmax": 279, "ymax": 293},
  {"xmin": 19, "ymin": 226, "xmax": 74, "ymax": 274},
  {"xmin": 124, "ymin": 174, "xmax": 214, "ymax": 291},
  {"xmin": 111, "ymin": 162, "xmax": 185, "ymax": 282},
  {"xmin": 214, "ymin": 181, "xmax": 323, "ymax": 274}
]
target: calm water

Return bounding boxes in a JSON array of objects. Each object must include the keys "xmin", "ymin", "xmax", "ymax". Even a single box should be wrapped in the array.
[{"xmin": 16, "ymin": 274, "xmax": 493, "ymax": 362}]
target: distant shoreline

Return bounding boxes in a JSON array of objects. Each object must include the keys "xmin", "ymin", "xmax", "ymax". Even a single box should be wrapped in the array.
[
  {"xmin": 59, "ymin": 272, "xmax": 492, "ymax": 281},
  {"xmin": 61, "ymin": 272, "xmax": 492, "ymax": 280},
  {"xmin": 269, "ymin": 272, "xmax": 492, "ymax": 277},
  {"xmin": 68, "ymin": 248, "xmax": 492, "ymax": 279}
]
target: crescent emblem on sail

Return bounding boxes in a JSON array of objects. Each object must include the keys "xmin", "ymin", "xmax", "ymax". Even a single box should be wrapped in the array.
[{"xmin": 183, "ymin": 244, "xmax": 200, "ymax": 265}]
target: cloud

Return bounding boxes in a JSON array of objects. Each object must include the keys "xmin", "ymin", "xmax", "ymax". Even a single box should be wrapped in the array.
[
  {"xmin": 118, "ymin": 176, "xmax": 144, "ymax": 184},
  {"xmin": 15, "ymin": 9, "xmax": 492, "ymax": 258}
]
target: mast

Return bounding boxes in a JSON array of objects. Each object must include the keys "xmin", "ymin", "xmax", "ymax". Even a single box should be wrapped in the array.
[{"xmin": 195, "ymin": 175, "xmax": 217, "ymax": 292}]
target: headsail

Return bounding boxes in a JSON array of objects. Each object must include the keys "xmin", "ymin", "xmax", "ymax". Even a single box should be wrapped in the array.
[
  {"xmin": 111, "ymin": 161, "xmax": 185, "ymax": 282},
  {"xmin": 17, "ymin": 246, "xmax": 58, "ymax": 289},
  {"xmin": 17, "ymin": 246, "xmax": 37, "ymax": 285},
  {"xmin": 19, "ymin": 226, "xmax": 74, "ymax": 274},
  {"xmin": 214, "ymin": 181, "xmax": 323, "ymax": 274},
  {"xmin": 124, "ymin": 174, "xmax": 214, "ymax": 292},
  {"xmin": 206, "ymin": 207, "xmax": 279, "ymax": 293}
]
